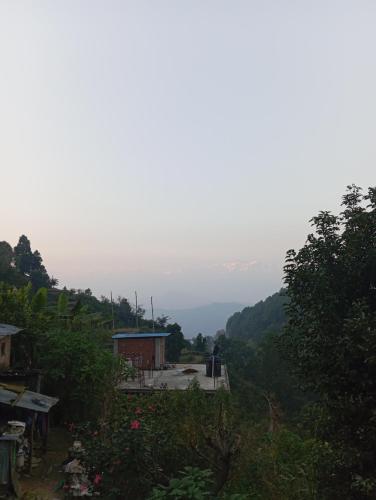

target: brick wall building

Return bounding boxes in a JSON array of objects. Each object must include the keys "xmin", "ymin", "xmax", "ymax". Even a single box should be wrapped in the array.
[{"xmin": 112, "ymin": 332, "xmax": 170, "ymax": 369}]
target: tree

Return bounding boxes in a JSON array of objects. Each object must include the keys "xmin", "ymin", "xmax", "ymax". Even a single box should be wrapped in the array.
[
  {"xmin": 155, "ymin": 315, "xmax": 169, "ymax": 329},
  {"xmin": 39, "ymin": 329, "xmax": 128, "ymax": 421},
  {"xmin": 14, "ymin": 235, "xmax": 34, "ymax": 275},
  {"xmin": 165, "ymin": 323, "xmax": 185, "ymax": 362},
  {"xmin": 282, "ymin": 185, "xmax": 376, "ymax": 498},
  {"xmin": 0, "ymin": 283, "xmax": 51, "ymax": 368},
  {"xmin": 13, "ymin": 235, "xmax": 57, "ymax": 289},
  {"xmin": 117, "ymin": 296, "xmax": 135, "ymax": 326},
  {"xmin": 77, "ymin": 385, "xmax": 241, "ymax": 498},
  {"xmin": 226, "ymin": 290, "xmax": 287, "ymax": 341},
  {"xmin": 0, "ymin": 241, "xmax": 14, "ymax": 276},
  {"xmin": 193, "ymin": 333, "xmax": 207, "ymax": 353},
  {"xmin": 0, "ymin": 241, "xmax": 26, "ymax": 286}
]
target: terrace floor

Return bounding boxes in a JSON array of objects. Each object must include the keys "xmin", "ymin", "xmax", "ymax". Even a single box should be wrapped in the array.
[{"xmin": 118, "ymin": 363, "xmax": 230, "ymax": 393}]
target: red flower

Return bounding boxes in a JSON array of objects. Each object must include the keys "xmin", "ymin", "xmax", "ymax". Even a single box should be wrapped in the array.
[
  {"xmin": 94, "ymin": 473, "xmax": 102, "ymax": 486},
  {"xmin": 135, "ymin": 407, "xmax": 142, "ymax": 415},
  {"xmin": 130, "ymin": 420, "xmax": 141, "ymax": 430}
]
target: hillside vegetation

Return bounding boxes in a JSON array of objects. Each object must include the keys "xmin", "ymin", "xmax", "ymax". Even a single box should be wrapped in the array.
[{"xmin": 226, "ymin": 290, "xmax": 287, "ymax": 341}]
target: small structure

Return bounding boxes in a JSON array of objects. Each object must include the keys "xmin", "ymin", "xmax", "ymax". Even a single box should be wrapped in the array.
[
  {"xmin": 113, "ymin": 332, "xmax": 230, "ymax": 394},
  {"xmin": 0, "ymin": 324, "xmax": 23, "ymax": 370},
  {"xmin": 112, "ymin": 332, "xmax": 170, "ymax": 370},
  {"xmin": 0, "ymin": 384, "xmax": 59, "ymax": 497}
]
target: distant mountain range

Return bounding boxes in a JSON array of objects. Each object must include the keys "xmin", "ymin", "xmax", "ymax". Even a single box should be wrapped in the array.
[{"xmin": 151, "ymin": 302, "xmax": 245, "ymax": 338}]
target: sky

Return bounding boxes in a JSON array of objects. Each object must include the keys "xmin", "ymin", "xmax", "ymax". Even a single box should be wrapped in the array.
[{"xmin": 1, "ymin": 1, "xmax": 376, "ymax": 309}]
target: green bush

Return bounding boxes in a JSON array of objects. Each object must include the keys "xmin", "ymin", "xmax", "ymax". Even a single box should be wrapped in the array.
[{"xmin": 148, "ymin": 467, "xmax": 213, "ymax": 500}]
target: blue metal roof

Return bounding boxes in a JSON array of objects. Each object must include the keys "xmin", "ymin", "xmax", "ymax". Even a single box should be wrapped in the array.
[{"xmin": 112, "ymin": 332, "xmax": 171, "ymax": 340}]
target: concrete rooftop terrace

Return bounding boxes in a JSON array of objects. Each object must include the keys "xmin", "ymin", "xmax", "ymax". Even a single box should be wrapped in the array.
[{"xmin": 118, "ymin": 364, "xmax": 230, "ymax": 393}]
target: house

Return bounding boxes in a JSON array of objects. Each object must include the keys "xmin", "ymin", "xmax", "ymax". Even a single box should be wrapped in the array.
[
  {"xmin": 113, "ymin": 331, "xmax": 230, "ymax": 393},
  {"xmin": 112, "ymin": 332, "xmax": 170, "ymax": 370},
  {"xmin": 0, "ymin": 324, "xmax": 23, "ymax": 370},
  {"xmin": 0, "ymin": 383, "xmax": 59, "ymax": 493},
  {"xmin": 0, "ymin": 324, "xmax": 59, "ymax": 492}
]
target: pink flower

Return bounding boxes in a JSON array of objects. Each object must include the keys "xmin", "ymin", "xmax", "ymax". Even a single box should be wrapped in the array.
[
  {"xmin": 135, "ymin": 407, "xmax": 143, "ymax": 415},
  {"xmin": 130, "ymin": 420, "xmax": 141, "ymax": 430},
  {"xmin": 94, "ymin": 473, "xmax": 102, "ymax": 486}
]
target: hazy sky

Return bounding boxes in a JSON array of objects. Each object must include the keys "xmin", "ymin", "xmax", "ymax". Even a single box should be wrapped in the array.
[{"xmin": 1, "ymin": 1, "xmax": 375, "ymax": 309}]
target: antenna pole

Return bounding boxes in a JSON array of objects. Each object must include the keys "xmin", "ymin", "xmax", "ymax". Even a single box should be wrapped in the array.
[
  {"xmin": 135, "ymin": 291, "xmax": 139, "ymax": 329},
  {"xmin": 151, "ymin": 296, "xmax": 155, "ymax": 333},
  {"xmin": 110, "ymin": 291, "xmax": 115, "ymax": 330}
]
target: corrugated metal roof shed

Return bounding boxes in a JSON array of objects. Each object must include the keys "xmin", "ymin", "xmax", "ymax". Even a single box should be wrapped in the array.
[
  {"xmin": 112, "ymin": 332, "xmax": 171, "ymax": 339},
  {"xmin": 0, "ymin": 324, "xmax": 23, "ymax": 337},
  {"xmin": 0, "ymin": 387, "xmax": 58, "ymax": 413}
]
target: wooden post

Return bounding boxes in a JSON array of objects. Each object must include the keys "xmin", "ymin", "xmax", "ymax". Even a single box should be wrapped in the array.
[
  {"xmin": 135, "ymin": 291, "xmax": 139, "ymax": 329},
  {"xmin": 28, "ymin": 412, "xmax": 35, "ymax": 474},
  {"xmin": 151, "ymin": 296, "xmax": 155, "ymax": 333}
]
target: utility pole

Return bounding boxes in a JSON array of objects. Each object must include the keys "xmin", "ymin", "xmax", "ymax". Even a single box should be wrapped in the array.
[
  {"xmin": 135, "ymin": 291, "xmax": 139, "ymax": 330},
  {"xmin": 151, "ymin": 296, "xmax": 155, "ymax": 333},
  {"xmin": 110, "ymin": 291, "xmax": 115, "ymax": 330}
]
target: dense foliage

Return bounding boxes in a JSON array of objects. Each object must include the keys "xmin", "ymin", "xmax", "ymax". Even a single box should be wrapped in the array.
[
  {"xmin": 215, "ymin": 333, "xmax": 304, "ymax": 421},
  {"xmin": 74, "ymin": 386, "xmax": 239, "ymax": 498},
  {"xmin": 0, "ymin": 282, "xmax": 128, "ymax": 421},
  {"xmin": 282, "ymin": 185, "xmax": 376, "ymax": 499},
  {"xmin": 226, "ymin": 291, "xmax": 287, "ymax": 341},
  {"xmin": 0, "ymin": 235, "xmax": 57, "ymax": 289},
  {"xmin": 148, "ymin": 467, "xmax": 213, "ymax": 499}
]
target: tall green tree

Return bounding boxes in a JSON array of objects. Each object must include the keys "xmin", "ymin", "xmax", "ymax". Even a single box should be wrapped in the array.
[
  {"xmin": 0, "ymin": 241, "xmax": 26, "ymax": 286},
  {"xmin": 282, "ymin": 185, "xmax": 376, "ymax": 499},
  {"xmin": 0, "ymin": 241, "xmax": 14, "ymax": 276},
  {"xmin": 14, "ymin": 234, "xmax": 57, "ymax": 289},
  {"xmin": 165, "ymin": 323, "xmax": 185, "ymax": 362},
  {"xmin": 193, "ymin": 333, "xmax": 207, "ymax": 352}
]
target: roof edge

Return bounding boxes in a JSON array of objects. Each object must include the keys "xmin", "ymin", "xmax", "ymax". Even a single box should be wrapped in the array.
[{"xmin": 112, "ymin": 332, "xmax": 171, "ymax": 339}]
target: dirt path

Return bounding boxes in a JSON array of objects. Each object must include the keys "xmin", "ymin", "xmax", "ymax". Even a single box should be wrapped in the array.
[{"xmin": 19, "ymin": 427, "xmax": 71, "ymax": 500}]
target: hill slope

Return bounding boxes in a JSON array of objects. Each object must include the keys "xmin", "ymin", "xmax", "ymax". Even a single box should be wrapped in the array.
[{"xmin": 226, "ymin": 290, "xmax": 287, "ymax": 342}]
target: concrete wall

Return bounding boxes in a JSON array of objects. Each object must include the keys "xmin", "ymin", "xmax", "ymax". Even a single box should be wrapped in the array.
[{"xmin": 0, "ymin": 336, "xmax": 11, "ymax": 370}]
